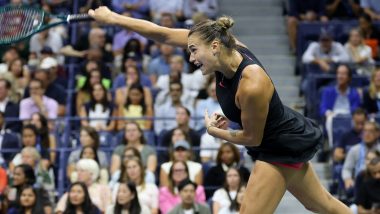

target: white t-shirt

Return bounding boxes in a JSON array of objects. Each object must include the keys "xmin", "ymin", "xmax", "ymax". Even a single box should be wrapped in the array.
[{"xmin": 212, "ymin": 188, "xmax": 237, "ymax": 212}]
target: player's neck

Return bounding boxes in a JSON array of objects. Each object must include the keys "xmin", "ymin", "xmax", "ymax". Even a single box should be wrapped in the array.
[{"xmin": 219, "ymin": 50, "xmax": 243, "ymax": 79}]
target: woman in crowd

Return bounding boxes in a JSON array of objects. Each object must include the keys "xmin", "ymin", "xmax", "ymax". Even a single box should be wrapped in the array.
[
  {"xmin": 67, "ymin": 126, "xmax": 108, "ymax": 179},
  {"xmin": 110, "ymin": 122, "xmax": 156, "ymax": 176},
  {"xmin": 57, "ymin": 159, "xmax": 112, "ymax": 213},
  {"xmin": 79, "ymin": 82, "xmax": 116, "ymax": 131},
  {"xmin": 13, "ymin": 185, "xmax": 46, "ymax": 214},
  {"xmin": 212, "ymin": 167, "xmax": 246, "ymax": 214},
  {"xmin": 61, "ymin": 182, "xmax": 101, "ymax": 214},
  {"xmin": 159, "ymin": 160, "xmax": 205, "ymax": 214},
  {"xmin": 118, "ymin": 83, "xmax": 153, "ymax": 130},
  {"xmin": 362, "ymin": 68, "xmax": 380, "ymax": 115},
  {"xmin": 204, "ymin": 143, "xmax": 250, "ymax": 198},
  {"xmin": 106, "ymin": 182, "xmax": 150, "ymax": 214}
]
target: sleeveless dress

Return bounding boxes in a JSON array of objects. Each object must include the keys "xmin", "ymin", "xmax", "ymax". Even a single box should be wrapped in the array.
[{"xmin": 215, "ymin": 46, "xmax": 323, "ymax": 164}]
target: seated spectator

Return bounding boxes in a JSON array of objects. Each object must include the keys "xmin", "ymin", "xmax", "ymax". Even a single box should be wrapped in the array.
[
  {"xmin": 57, "ymin": 182, "xmax": 101, "ymax": 214},
  {"xmin": 320, "ymin": 64, "xmax": 361, "ymax": 147},
  {"xmin": 355, "ymin": 156, "xmax": 380, "ymax": 213},
  {"xmin": 183, "ymin": 0, "xmax": 218, "ymax": 20},
  {"xmin": 160, "ymin": 140, "xmax": 203, "ymax": 186},
  {"xmin": 325, "ymin": 0, "xmax": 361, "ymax": 20},
  {"xmin": 361, "ymin": 0, "xmax": 380, "ymax": 21},
  {"xmin": 354, "ymin": 150, "xmax": 379, "ymax": 197},
  {"xmin": 57, "ymin": 159, "xmax": 112, "ymax": 213},
  {"xmin": 0, "ymin": 111, "xmax": 20, "ymax": 166},
  {"xmin": 7, "ymin": 164, "xmax": 52, "ymax": 213},
  {"xmin": 362, "ymin": 68, "xmax": 380, "ymax": 115},
  {"xmin": 148, "ymin": 43, "xmax": 177, "ymax": 86},
  {"xmin": 11, "ymin": 185, "xmax": 49, "ymax": 214},
  {"xmin": 149, "ymin": 0, "xmax": 184, "ymax": 23},
  {"xmin": 358, "ymin": 13, "xmax": 380, "ymax": 60},
  {"xmin": 334, "ymin": 108, "xmax": 366, "ymax": 163},
  {"xmin": 67, "ymin": 126, "xmax": 108, "ymax": 179},
  {"xmin": 154, "ymin": 81, "xmax": 195, "ymax": 135},
  {"xmin": 110, "ymin": 122, "xmax": 156, "ymax": 176},
  {"xmin": 29, "ymin": 30, "xmax": 63, "ymax": 58},
  {"xmin": 109, "ymin": 147, "xmax": 155, "ymax": 190},
  {"xmin": 114, "ymin": 65, "xmax": 153, "ymax": 109},
  {"xmin": 10, "ymin": 125, "xmax": 50, "ymax": 172},
  {"xmin": 106, "ymin": 182, "xmax": 150, "ymax": 214},
  {"xmin": 286, "ymin": 0, "xmax": 328, "ymax": 53},
  {"xmin": 159, "ymin": 160, "xmax": 206, "ymax": 214},
  {"xmin": 168, "ymin": 179, "xmax": 211, "ymax": 214},
  {"xmin": 77, "ymin": 60, "xmax": 111, "ymax": 88},
  {"xmin": 70, "ymin": 146, "xmax": 109, "ymax": 185},
  {"xmin": 30, "ymin": 112, "xmax": 57, "ymax": 164},
  {"xmin": 302, "ymin": 30, "xmax": 350, "ymax": 72},
  {"xmin": 117, "ymin": 83, "xmax": 154, "ymax": 130},
  {"xmin": 79, "ymin": 83, "xmax": 116, "ymax": 131},
  {"xmin": 344, "ymin": 28, "xmax": 375, "ymax": 76},
  {"xmin": 342, "ymin": 121, "xmax": 380, "ymax": 192},
  {"xmin": 212, "ymin": 167, "xmax": 246, "ymax": 214},
  {"xmin": 76, "ymin": 69, "xmax": 111, "ymax": 116},
  {"xmin": 0, "ymin": 79, "xmax": 21, "ymax": 132},
  {"xmin": 112, "ymin": 158, "xmax": 159, "ymax": 214},
  {"xmin": 19, "ymin": 79, "xmax": 58, "ymax": 121},
  {"xmin": 0, "ymin": 47, "xmax": 20, "ymax": 74},
  {"xmin": 159, "ymin": 127, "xmax": 192, "ymax": 163},
  {"xmin": 204, "ymin": 143, "xmax": 250, "ymax": 198},
  {"xmin": 1, "ymin": 58, "xmax": 29, "ymax": 102}
]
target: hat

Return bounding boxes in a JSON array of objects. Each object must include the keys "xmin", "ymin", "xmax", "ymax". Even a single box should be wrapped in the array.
[
  {"xmin": 173, "ymin": 140, "xmax": 190, "ymax": 150},
  {"xmin": 40, "ymin": 46, "xmax": 53, "ymax": 55},
  {"xmin": 178, "ymin": 179, "xmax": 197, "ymax": 192},
  {"xmin": 39, "ymin": 57, "xmax": 58, "ymax": 70}
]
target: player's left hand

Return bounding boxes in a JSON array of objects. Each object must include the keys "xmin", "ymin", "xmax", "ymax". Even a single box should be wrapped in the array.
[{"xmin": 205, "ymin": 109, "xmax": 228, "ymax": 129}]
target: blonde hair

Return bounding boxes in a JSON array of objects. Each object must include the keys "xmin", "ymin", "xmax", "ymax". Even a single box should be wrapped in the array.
[
  {"xmin": 368, "ymin": 68, "xmax": 380, "ymax": 99},
  {"xmin": 21, "ymin": 146, "xmax": 41, "ymax": 162}
]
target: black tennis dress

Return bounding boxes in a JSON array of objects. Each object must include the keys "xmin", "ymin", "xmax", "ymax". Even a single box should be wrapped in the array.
[{"xmin": 215, "ymin": 46, "xmax": 323, "ymax": 164}]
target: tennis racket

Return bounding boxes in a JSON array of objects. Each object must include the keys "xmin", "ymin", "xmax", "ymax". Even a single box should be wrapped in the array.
[{"xmin": 0, "ymin": 5, "xmax": 93, "ymax": 45}]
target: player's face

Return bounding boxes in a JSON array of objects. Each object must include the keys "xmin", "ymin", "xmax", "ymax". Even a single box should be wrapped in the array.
[{"xmin": 188, "ymin": 34, "xmax": 216, "ymax": 75}]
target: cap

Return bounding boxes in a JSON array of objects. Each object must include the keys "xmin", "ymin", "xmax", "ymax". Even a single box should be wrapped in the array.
[
  {"xmin": 39, "ymin": 57, "xmax": 58, "ymax": 70},
  {"xmin": 173, "ymin": 140, "xmax": 190, "ymax": 150},
  {"xmin": 40, "ymin": 46, "xmax": 53, "ymax": 55}
]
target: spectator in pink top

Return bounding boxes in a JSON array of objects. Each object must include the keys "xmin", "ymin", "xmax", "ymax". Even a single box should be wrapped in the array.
[{"xmin": 159, "ymin": 160, "xmax": 205, "ymax": 214}]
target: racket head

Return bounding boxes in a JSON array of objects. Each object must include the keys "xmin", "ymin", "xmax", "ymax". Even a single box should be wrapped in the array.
[{"xmin": 0, "ymin": 5, "xmax": 46, "ymax": 45}]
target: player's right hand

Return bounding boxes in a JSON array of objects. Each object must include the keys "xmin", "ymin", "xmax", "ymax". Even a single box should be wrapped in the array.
[{"xmin": 88, "ymin": 6, "xmax": 115, "ymax": 25}]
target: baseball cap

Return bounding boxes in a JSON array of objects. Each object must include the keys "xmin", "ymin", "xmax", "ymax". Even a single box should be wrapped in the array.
[
  {"xmin": 40, "ymin": 46, "xmax": 53, "ymax": 55},
  {"xmin": 173, "ymin": 140, "xmax": 190, "ymax": 150},
  {"xmin": 39, "ymin": 57, "xmax": 58, "ymax": 70}
]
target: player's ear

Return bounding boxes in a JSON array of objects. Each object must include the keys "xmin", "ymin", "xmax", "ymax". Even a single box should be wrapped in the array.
[{"xmin": 211, "ymin": 40, "xmax": 221, "ymax": 56}]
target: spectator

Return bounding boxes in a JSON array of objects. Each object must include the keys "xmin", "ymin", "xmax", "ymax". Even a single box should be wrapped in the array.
[
  {"xmin": 302, "ymin": 30, "xmax": 350, "ymax": 72},
  {"xmin": 333, "ymin": 108, "xmax": 366, "ymax": 163},
  {"xmin": 361, "ymin": 0, "xmax": 380, "ymax": 20},
  {"xmin": 204, "ymin": 143, "xmax": 250, "ymax": 198},
  {"xmin": 69, "ymin": 146, "xmax": 109, "ymax": 185},
  {"xmin": 358, "ymin": 13, "xmax": 380, "ymax": 60},
  {"xmin": 354, "ymin": 150, "xmax": 379, "ymax": 198},
  {"xmin": 106, "ymin": 182, "xmax": 150, "ymax": 214},
  {"xmin": 148, "ymin": 44, "xmax": 177, "ymax": 86},
  {"xmin": 167, "ymin": 179, "xmax": 211, "ymax": 214},
  {"xmin": 159, "ymin": 127, "xmax": 192, "ymax": 163},
  {"xmin": 0, "ymin": 111, "xmax": 20, "ymax": 166},
  {"xmin": 79, "ymin": 83, "xmax": 117, "ymax": 132},
  {"xmin": 355, "ymin": 156, "xmax": 380, "ymax": 213},
  {"xmin": 29, "ymin": 30, "xmax": 63, "ymax": 58},
  {"xmin": 362, "ymin": 68, "xmax": 380, "ymax": 115},
  {"xmin": 57, "ymin": 159, "xmax": 112, "ymax": 213},
  {"xmin": 112, "ymin": 157, "xmax": 159, "ymax": 214},
  {"xmin": 0, "ymin": 47, "xmax": 19, "ymax": 74},
  {"xmin": 212, "ymin": 167, "xmax": 246, "ymax": 214},
  {"xmin": 0, "ymin": 79, "xmax": 20, "ymax": 132},
  {"xmin": 10, "ymin": 185, "xmax": 50, "ymax": 214},
  {"xmin": 39, "ymin": 56, "xmax": 67, "ymax": 89},
  {"xmin": 77, "ymin": 60, "xmax": 111, "ymax": 89},
  {"xmin": 114, "ymin": 65, "xmax": 153, "ymax": 109},
  {"xmin": 287, "ymin": 0, "xmax": 328, "ymax": 53},
  {"xmin": 342, "ymin": 121, "xmax": 380, "ymax": 192},
  {"xmin": 160, "ymin": 140, "xmax": 203, "ymax": 186},
  {"xmin": 159, "ymin": 160, "xmax": 206, "ymax": 214},
  {"xmin": 1, "ymin": 58, "xmax": 29, "ymax": 102},
  {"xmin": 344, "ymin": 28, "xmax": 375, "ymax": 75},
  {"xmin": 19, "ymin": 79, "xmax": 58, "ymax": 121},
  {"xmin": 110, "ymin": 122, "xmax": 157, "ymax": 176},
  {"xmin": 149, "ymin": 0, "xmax": 184, "ymax": 23},
  {"xmin": 30, "ymin": 112, "xmax": 57, "ymax": 164},
  {"xmin": 59, "ymin": 182, "xmax": 101, "ymax": 214},
  {"xmin": 154, "ymin": 81, "xmax": 194, "ymax": 135},
  {"xmin": 325, "ymin": 0, "xmax": 361, "ymax": 20},
  {"xmin": 66, "ymin": 126, "xmax": 108, "ymax": 179},
  {"xmin": 183, "ymin": 0, "xmax": 218, "ymax": 20},
  {"xmin": 109, "ymin": 147, "xmax": 155, "ymax": 190},
  {"xmin": 320, "ymin": 64, "xmax": 361, "ymax": 147},
  {"xmin": 117, "ymin": 83, "xmax": 154, "ymax": 130}
]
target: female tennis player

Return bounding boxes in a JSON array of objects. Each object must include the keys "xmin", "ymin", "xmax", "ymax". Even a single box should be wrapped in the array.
[{"xmin": 89, "ymin": 6, "xmax": 351, "ymax": 213}]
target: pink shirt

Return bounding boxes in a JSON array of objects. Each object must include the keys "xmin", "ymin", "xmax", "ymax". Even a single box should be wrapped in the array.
[
  {"xmin": 159, "ymin": 185, "xmax": 206, "ymax": 214},
  {"xmin": 19, "ymin": 96, "xmax": 58, "ymax": 120}
]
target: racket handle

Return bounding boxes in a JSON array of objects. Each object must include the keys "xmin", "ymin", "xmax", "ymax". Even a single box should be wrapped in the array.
[{"xmin": 67, "ymin": 14, "xmax": 94, "ymax": 23}]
